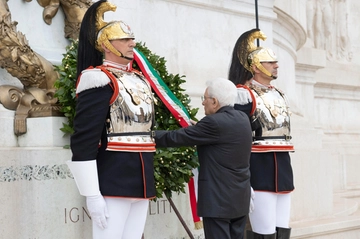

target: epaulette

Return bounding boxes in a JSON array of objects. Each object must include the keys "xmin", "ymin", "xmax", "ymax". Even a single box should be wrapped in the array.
[
  {"xmin": 94, "ymin": 66, "xmax": 119, "ymax": 105},
  {"xmin": 76, "ymin": 68, "xmax": 110, "ymax": 94},
  {"xmin": 236, "ymin": 87, "xmax": 253, "ymax": 105},
  {"xmin": 236, "ymin": 84, "xmax": 256, "ymax": 116}
]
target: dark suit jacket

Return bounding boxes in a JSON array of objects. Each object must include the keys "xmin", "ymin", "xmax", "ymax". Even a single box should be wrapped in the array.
[{"xmin": 154, "ymin": 106, "xmax": 252, "ymax": 218}]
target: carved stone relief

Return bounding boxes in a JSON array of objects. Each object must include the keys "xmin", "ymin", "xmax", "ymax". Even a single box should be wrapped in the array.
[
  {"xmin": 0, "ymin": 0, "xmax": 90, "ymax": 135},
  {"xmin": 33, "ymin": 0, "xmax": 92, "ymax": 40},
  {"xmin": 335, "ymin": 0, "xmax": 352, "ymax": 61},
  {"xmin": 306, "ymin": 0, "xmax": 352, "ymax": 61},
  {"xmin": 0, "ymin": 163, "xmax": 72, "ymax": 182}
]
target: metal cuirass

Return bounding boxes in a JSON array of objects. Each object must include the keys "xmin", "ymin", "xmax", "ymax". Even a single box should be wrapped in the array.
[
  {"xmin": 105, "ymin": 67, "xmax": 155, "ymax": 152},
  {"xmin": 249, "ymin": 82, "xmax": 294, "ymax": 152},
  {"xmin": 250, "ymin": 84, "xmax": 290, "ymax": 137}
]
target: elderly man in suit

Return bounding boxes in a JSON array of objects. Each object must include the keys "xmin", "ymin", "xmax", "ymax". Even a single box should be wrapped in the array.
[{"xmin": 154, "ymin": 77, "xmax": 252, "ymax": 239}]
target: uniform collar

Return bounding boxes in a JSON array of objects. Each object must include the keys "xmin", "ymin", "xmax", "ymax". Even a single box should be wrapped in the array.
[
  {"xmin": 250, "ymin": 79, "xmax": 274, "ymax": 89},
  {"xmin": 103, "ymin": 60, "xmax": 129, "ymax": 71}
]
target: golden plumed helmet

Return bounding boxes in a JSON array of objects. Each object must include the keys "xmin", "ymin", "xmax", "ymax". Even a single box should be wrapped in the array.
[
  {"xmin": 95, "ymin": 1, "xmax": 135, "ymax": 56},
  {"xmin": 237, "ymin": 29, "xmax": 277, "ymax": 78}
]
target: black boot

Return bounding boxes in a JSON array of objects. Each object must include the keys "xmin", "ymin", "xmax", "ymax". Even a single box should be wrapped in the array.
[
  {"xmin": 246, "ymin": 230, "xmax": 276, "ymax": 239},
  {"xmin": 276, "ymin": 227, "xmax": 291, "ymax": 239}
]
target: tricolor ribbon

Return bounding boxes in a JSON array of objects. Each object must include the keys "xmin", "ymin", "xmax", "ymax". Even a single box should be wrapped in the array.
[
  {"xmin": 133, "ymin": 48, "xmax": 202, "ymax": 229},
  {"xmin": 133, "ymin": 48, "xmax": 191, "ymax": 127}
]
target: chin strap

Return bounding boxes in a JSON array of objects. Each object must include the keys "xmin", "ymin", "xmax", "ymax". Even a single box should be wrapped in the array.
[
  {"xmin": 253, "ymin": 57, "xmax": 273, "ymax": 78},
  {"xmin": 103, "ymin": 40, "xmax": 134, "ymax": 61},
  {"xmin": 121, "ymin": 55, "xmax": 134, "ymax": 61},
  {"xmin": 66, "ymin": 160, "xmax": 100, "ymax": 196}
]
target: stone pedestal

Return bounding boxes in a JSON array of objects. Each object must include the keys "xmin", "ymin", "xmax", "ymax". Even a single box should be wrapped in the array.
[
  {"xmin": 0, "ymin": 147, "xmax": 92, "ymax": 238},
  {"xmin": 0, "ymin": 115, "xmax": 92, "ymax": 238},
  {"xmin": 0, "ymin": 105, "xmax": 17, "ymax": 147},
  {"xmin": 0, "ymin": 116, "xmax": 205, "ymax": 238}
]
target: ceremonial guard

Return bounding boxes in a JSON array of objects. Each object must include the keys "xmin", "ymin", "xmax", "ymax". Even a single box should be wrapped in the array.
[
  {"xmin": 228, "ymin": 29, "xmax": 294, "ymax": 239},
  {"xmin": 67, "ymin": 1, "xmax": 156, "ymax": 238}
]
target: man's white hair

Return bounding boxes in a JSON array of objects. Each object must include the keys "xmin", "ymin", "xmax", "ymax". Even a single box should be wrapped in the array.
[{"xmin": 206, "ymin": 78, "xmax": 237, "ymax": 107}]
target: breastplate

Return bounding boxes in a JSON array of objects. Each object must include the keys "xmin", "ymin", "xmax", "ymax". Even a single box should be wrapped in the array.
[
  {"xmin": 250, "ymin": 84, "xmax": 291, "ymax": 137},
  {"xmin": 105, "ymin": 67, "xmax": 155, "ymax": 152}
]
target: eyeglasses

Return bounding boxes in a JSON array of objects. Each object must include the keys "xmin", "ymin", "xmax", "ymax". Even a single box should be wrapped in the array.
[{"xmin": 201, "ymin": 96, "xmax": 213, "ymax": 101}]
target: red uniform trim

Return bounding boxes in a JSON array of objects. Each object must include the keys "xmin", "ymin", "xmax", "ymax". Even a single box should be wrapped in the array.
[
  {"xmin": 139, "ymin": 153, "xmax": 147, "ymax": 198},
  {"xmin": 253, "ymin": 190, "xmax": 293, "ymax": 194},
  {"xmin": 251, "ymin": 145, "xmax": 295, "ymax": 152},
  {"xmin": 106, "ymin": 147, "xmax": 156, "ymax": 152},
  {"xmin": 95, "ymin": 66, "xmax": 120, "ymax": 104},
  {"xmin": 236, "ymin": 84, "xmax": 257, "ymax": 116},
  {"xmin": 274, "ymin": 152, "xmax": 278, "ymax": 192},
  {"xmin": 104, "ymin": 195, "xmax": 156, "ymax": 200}
]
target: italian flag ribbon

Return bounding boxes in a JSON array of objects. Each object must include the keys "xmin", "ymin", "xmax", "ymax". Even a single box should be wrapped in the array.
[
  {"xmin": 133, "ymin": 48, "xmax": 202, "ymax": 229},
  {"xmin": 133, "ymin": 48, "xmax": 191, "ymax": 128}
]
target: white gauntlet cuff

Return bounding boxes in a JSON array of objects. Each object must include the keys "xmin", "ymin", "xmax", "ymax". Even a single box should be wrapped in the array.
[{"xmin": 67, "ymin": 160, "xmax": 101, "ymax": 196}]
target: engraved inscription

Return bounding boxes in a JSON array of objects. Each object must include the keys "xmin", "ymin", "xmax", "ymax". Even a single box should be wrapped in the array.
[
  {"xmin": 148, "ymin": 199, "xmax": 172, "ymax": 215},
  {"xmin": 64, "ymin": 207, "xmax": 91, "ymax": 224}
]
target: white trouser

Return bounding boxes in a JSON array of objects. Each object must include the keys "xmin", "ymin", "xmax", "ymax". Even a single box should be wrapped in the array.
[
  {"xmin": 249, "ymin": 191, "xmax": 291, "ymax": 235},
  {"xmin": 93, "ymin": 197, "xmax": 149, "ymax": 239}
]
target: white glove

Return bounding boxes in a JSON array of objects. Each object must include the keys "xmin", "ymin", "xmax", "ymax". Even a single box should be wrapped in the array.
[
  {"xmin": 86, "ymin": 195, "xmax": 110, "ymax": 229},
  {"xmin": 249, "ymin": 187, "xmax": 255, "ymax": 213}
]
